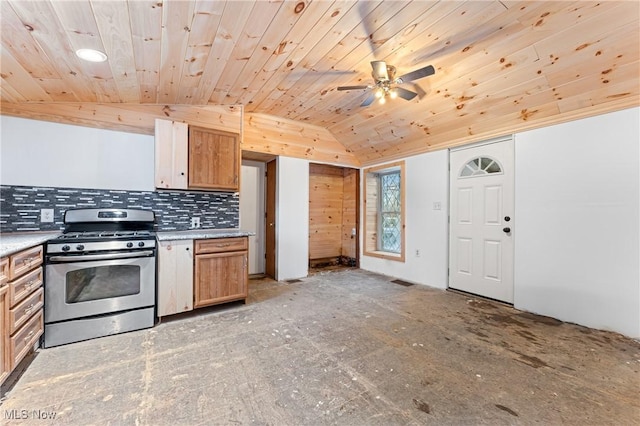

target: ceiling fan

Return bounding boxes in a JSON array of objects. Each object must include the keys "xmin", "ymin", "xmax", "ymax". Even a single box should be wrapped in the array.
[{"xmin": 337, "ymin": 61, "xmax": 435, "ymax": 106}]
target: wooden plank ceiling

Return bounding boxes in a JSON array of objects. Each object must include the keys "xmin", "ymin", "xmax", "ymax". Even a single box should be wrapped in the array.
[{"xmin": 1, "ymin": 1, "xmax": 638, "ymax": 166}]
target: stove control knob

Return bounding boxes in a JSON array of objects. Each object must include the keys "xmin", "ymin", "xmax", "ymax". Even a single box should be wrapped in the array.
[
  {"xmin": 62, "ymin": 245, "xmax": 71, "ymax": 252},
  {"xmin": 76, "ymin": 244, "xmax": 85, "ymax": 251},
  {"xmin": 138, "ymin": 241, "xmax": 145, "ymax": 247},
  {"xmin": 126, "ymin": 242, "xmax": 134, "ymax": 248}
]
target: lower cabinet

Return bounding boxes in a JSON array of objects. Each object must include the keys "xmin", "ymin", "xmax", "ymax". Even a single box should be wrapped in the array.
[
  {"xmin": 0, "ymin": 285, "xmax": 9, "ymax": 385},
  {"xmin": 194, "ymin": 237, "xmax": 248, "ymax": 308},
  {"xmin": 1, "ymin": 244, "xmax": 44, "ymax": 386},
  {"xmin": 157, "ymin": 240, "xmax": 194, "ymax": 317}
]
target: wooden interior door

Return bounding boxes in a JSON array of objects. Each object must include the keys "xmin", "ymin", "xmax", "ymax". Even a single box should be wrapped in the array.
[{"xmin": 265, "ymin": 160, "xmax": 276, "ymax": 278}]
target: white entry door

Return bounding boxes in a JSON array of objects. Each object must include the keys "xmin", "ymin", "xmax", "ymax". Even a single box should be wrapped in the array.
[{"xmin": 449, "ymin": 138, "xmax": 514, "ymax": 303}]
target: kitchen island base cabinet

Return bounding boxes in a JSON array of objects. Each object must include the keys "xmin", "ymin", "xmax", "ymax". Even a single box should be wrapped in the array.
[{"xmin": 194, "ymin": 237, "xmax": 248, "ymax": 308}]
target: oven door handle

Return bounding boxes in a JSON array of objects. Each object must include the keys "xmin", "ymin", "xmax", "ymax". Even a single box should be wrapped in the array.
[{"xmin": 48, "ymin": 250, "xmax": 155, "ymax": 263}]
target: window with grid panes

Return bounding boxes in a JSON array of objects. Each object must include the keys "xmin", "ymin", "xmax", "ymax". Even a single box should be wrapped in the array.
[
  {"xmin": 378, "ymin": 171, "xmax": 401, "ymax": 253},
  {"xmin": 363, "ymin": 161, "xmax": 405, "ymax": 262}
]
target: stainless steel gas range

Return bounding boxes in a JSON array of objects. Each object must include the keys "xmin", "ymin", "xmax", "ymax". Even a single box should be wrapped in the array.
[{"xmin": 44, "ymin": 208, "xmax": 156, "ymax": 348}]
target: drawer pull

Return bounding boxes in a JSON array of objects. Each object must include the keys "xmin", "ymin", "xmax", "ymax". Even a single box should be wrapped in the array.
[
  {"xmin": 24, "ymin": 303, "xmax": 35, "ymax": 315},
  {"xmin": 24, "ymin": 330, "xmax": 35, "ymax": 341},
  {"xmin": 216, "ymin": 243, "xmax": 231, "ymax": 247}
]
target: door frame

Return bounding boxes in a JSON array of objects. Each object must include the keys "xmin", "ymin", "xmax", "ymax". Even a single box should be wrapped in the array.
[
  {"xmin": 240, "ymin": 160, "xmax": 266, "ymax": 275},
  {"xmin": 265, "ymin": 159, "xmax": 276, "ymax": 278}
]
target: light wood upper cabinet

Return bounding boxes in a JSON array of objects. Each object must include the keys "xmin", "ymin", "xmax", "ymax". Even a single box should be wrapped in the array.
[
  {"xmin": 157, "ymin": 240, "xmax": 194, "ymax": 317},
  {"xmin": 155, "ymin": 119, "xmax": 189, "ymax": 189},
  {"xmin": 188, "ymin": 126, "xmax": 240, "ymax": 192},
  {"xmin": 154, "ymin": 119, "xmax": 240, "ymax": 192}
]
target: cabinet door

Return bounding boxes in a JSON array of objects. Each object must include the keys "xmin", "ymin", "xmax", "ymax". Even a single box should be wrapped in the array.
[
  {"xmin": 194, "ymin": 251, "xmax": 247, "ymax": 308},
  {"xmin": 155, "ymin": 119, "xmax": 188, "ymax": 189},
  {"xmin": 0, "ymin": 286, "xmax": 8, "ymax": 385},
  {"xmin": 0, "ymin": 258, "xmax": 9, "ymax": 286},
  {"xmin": 188, "ymin": 126, "xmax": 240, "ymax": 191},
  {"xmin": 157, "ymin": 240, "xmax": 194, "ymax": 317}
]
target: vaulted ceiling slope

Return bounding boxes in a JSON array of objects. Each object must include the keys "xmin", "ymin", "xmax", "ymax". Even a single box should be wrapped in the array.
[{"xmin": 1, "ymin": 1, "xmax": 638, "ymax": 166}]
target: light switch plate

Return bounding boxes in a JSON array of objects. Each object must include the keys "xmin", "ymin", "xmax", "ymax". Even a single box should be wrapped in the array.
[
  {"xmin": 41, "ymin": 208, "xmax": 54, "ymax": 223},
  {"xmin": 191, "ymin": 217, "xmax": 200, "ymax": 228}
]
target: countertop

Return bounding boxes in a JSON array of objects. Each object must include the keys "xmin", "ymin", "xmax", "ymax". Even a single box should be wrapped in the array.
[
  {"xmin": 156, "ymin": 229, "xmax": 254, "ymax": 241},
  {"xmin": 0, "ymin": 229, "xmax": 253, "ymax": 256},
  {"xmin": 0, "ymin": 231, "xmax": 62, "ymax": 258}
]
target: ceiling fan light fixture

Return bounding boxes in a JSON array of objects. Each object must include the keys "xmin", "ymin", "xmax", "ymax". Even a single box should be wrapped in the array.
[
  {"xmin": 75, "ymin": 48, "xmax": 107, "ymax": 63},
  {"xmin": 379, "ymin": 96, "xmax": 386, "ymax": 105},
  {"xmin": 389, "ymin": 89, "xmax": 398, "ymax": 99},
  {"xmin": 375, "ymin": 89, "xmax": 383, "ymax": 99}
]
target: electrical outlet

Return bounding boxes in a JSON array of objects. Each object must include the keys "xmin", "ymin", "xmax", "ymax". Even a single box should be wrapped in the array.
[
  {"xmin": 433, "ymin": 201, "xmax": 442, "ymax": 210},
  {"xmin": 191, "ymin": 217, "xmax": 200, "ymax": 228},
  {"xmin": 41, "ymin": 208, "xmax": 54, "ymax": 223},
  {"xmin": 351, "ymin": 228, "xmax": 357, "ymax": 236},
  {"xmin": 415, "ymin": 249, "xmax": 421, "ymax": 257}
]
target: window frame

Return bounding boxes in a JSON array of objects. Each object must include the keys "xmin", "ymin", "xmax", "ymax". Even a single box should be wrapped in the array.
[{"xmin": 363, "ymin": 161, "xmax": 406, "ymax": 262}]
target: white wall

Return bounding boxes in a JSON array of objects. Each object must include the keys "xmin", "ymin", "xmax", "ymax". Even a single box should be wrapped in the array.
[
  {"xmin": 0, "ymin": 116, "xmax": 154, "ymax": 190},
  {"xmin": 276, "ymin": 156, "xmax": 309, "ymax": 281},
  {"xmin": 240, "ymin": 160, "xmax": 266, "ymax": 275},
  {"xmin": 360, "ymin": 150, "xmax": 450, "ymax": 289},
  {"xmin": 514, "ymin": 107, "xmax": 640, "ymax": 338}
]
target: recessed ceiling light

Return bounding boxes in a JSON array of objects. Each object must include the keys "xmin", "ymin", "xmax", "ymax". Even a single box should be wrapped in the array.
[{"xmin": 75, "ymin": 48, "xmax": 107, "ymax": 63}]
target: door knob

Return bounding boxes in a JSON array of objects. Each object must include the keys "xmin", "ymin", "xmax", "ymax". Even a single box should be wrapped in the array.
[
  {"xmin": 503, "ymin": 227, "xmax": 511, "ymax": 233},
  {"xmin": 269, "ymin": 223, "xmax": 274, "ymax": 227},
  {"xmin": 504, "ymin": 216, "xmax": 511, "ymax": 222}
]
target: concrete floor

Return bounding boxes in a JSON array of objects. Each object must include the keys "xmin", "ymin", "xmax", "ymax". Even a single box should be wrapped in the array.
[{"xmin": 1, "ymin": 269, "xmax": 639, "ymax": 425}]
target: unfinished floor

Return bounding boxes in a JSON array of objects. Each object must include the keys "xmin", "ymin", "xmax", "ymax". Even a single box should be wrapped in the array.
[{"xmin": 1, "ymin": 269, "xmax": 639, "ymax": 425}]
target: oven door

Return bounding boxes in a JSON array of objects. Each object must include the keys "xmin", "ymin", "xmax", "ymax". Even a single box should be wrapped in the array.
[{"xmin": 45, "ymin": 251, "xmax": 155, "ymax": 323}]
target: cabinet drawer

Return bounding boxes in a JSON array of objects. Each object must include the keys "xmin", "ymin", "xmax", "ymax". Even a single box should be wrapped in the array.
[
  {"xmin": 10, "ymin": 287, "xmax": 43, "ymax": 334},
  {"xmin": 10, "ymin": 309, "xmax": 43, "ymax": 370},
  {"xmin": 195, "ymin": 237, "xmax": 247, "ymax": 254},
  {"xmin": 0, "ymin": 257, "xmax": 8, "ymax": 285},
  {"xmin": 9, "ymin": 245, "xmax": 43, "ymax": 280},
  {"xmin": 9, "ymin": 266, "xmax": 43, "ymax": 307}
]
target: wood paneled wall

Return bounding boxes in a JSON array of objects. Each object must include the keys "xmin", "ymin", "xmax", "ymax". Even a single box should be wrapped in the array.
[
  {"xmin": 243, "ymin": 113, "xmax": 360, "ymax": 167},
  {"xmin": 0, "ymin": 102, "xmax": 242, "ymax": 134},
  {"xmin": 341, "ymin": 168, "xmax": 358, "ymax": 260},
  {"xmin": 0, "ymin": 102, "xmax": 360, "ymax": 168},
  {"xmin": 308, "ymin": 163, "xmax": 357, "ymax": 263}
]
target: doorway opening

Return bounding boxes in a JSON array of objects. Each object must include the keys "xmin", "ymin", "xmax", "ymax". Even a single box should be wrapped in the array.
[
  {"xmin": 241, "ymin": 153, "xmax": 276, "ymax": 279},
  {"xmin": 308, "ymin": 163, "xmax": 360, "ymax": 273}
]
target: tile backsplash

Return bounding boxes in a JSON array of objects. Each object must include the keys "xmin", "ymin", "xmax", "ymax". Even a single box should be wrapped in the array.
[{"xmin": 0, "ymin": 185, "xmax": 239, "ymax": 232}]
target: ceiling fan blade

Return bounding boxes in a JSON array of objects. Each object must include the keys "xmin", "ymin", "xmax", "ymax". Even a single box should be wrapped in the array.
[
  {"xmin": 371, "ymin": 61, "xmax": 389, "ymax": 81},
  {"xmin": 394, "ymin": 87, "xmax": 418, "ymax": 101},
  {"xmin": 337, "ymin": 85, "xmax": 370, "ymax": 91},
  {"xmin": 397, "ymin": 64, "xmax": 435, "ymax": 83},
  {"xmin": 361, "ymin": 92, "xmax": 376, "ymax": 107}
]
